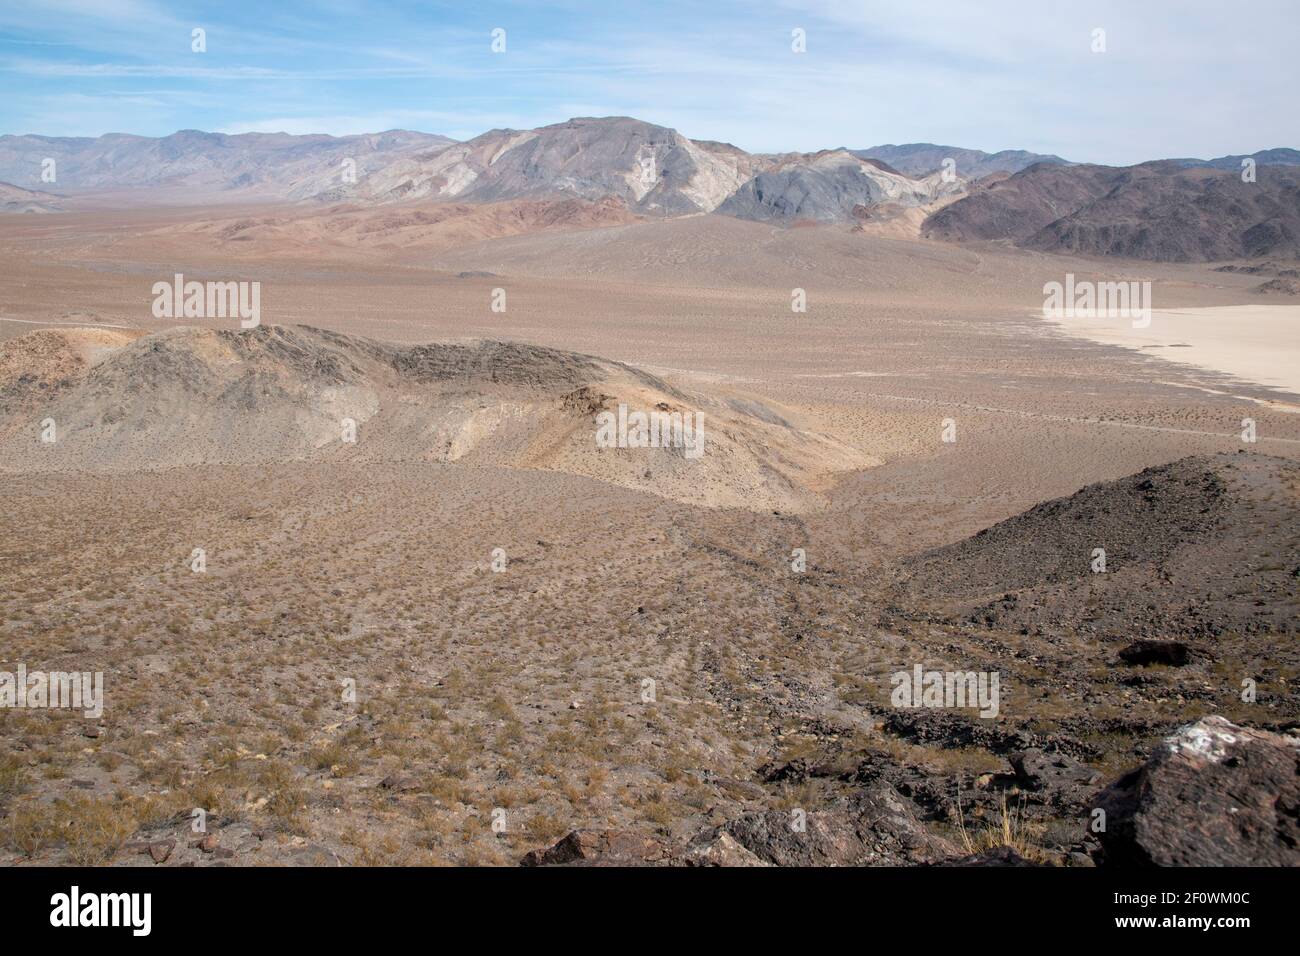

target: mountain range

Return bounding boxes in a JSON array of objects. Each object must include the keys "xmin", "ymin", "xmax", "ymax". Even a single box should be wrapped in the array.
[
  {"xmin": 849, "ymin": 143, "xmax": 1069, "ymax": 179},
  {"xmin": 309, "ymin": 116, "xmax": 767, "ymax": 214},
  {"xmin": 1, "ymin": 117, "xmax": 1296, "ymax": 262},
  {"xmin": 923, "ymin": 160, "xmax": 1300, "ymax": 261},
  {"xmin": 0, "ymin": 128, "xmax": 453, "ymax": 200}
]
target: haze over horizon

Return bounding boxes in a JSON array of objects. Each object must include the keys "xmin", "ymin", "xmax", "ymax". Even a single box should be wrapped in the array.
[{"xmin": 2, "ymin": 0, "xmax": 1296, "ymax": 165}]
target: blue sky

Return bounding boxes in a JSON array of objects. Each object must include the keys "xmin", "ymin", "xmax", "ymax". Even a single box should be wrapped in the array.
[{"xmin": 0, "ymin": 0, "xmax": 1294, "ymax": 164}]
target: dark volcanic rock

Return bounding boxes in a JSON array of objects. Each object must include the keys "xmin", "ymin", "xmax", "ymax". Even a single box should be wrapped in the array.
[
  {"xmin": 758, "ymin": 757, "xmax": 825, "ymax": 783},
  {"xmin": 882, "ymin": 710, "xmax": 1095, "ymax": 759},
  {"xmin": 703, "ymin": 782, "xmax": 960, "ymax": 866},
  {"xmin": 1094, "ymin": 716, "xmax": 1300, "ymax": 866},
  {"xmin": 941, "ymin": 846, "xmax": 1042, "ymax": 866},
  {"xmin": 1254, "ymin": 277, "xmax": 1300, "ymax": 295},
  {"xmin": 898, "ymin": 454, "xmax": 1300, "ymax": 641},
  {"xmin": 520, "ymin": 829, "xmax": 674, "ymax": 867},
  {"xmin": 1011, "ymin": 748, "xmax": 1104, "ymax": 808},
  {"xmin": 1118, "ymin": 639, "xmax": 1192, "ymax": 667}
]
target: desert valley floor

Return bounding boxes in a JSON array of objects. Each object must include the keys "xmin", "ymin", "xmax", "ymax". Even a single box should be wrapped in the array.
[{"xmin": 1, "ymin": 205, "xmax": 1297, "ymax": 866}]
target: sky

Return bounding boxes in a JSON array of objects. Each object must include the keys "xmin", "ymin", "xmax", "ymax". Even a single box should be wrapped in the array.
[{"xmin": 0, "ymin": 0, "xmax": 1294, "ymax": 164}]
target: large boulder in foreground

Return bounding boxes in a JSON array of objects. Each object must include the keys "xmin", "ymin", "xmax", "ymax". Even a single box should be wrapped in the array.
[{"xmin": 1094, "ymin": 716, "xmax": 1300, "ymax": 866}]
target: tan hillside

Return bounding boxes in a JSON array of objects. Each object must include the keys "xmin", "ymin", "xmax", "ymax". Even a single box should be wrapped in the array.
[{"xmin": 0, "ymin": 324, "xmax": 871, "ymax": 511}]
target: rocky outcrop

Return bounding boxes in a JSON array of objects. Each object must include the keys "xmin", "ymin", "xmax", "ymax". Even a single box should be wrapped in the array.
[
  {"xmin": 1010, "ymin": 749, "xmax": 1104, "ymax": 810},
  {"xmin": 1094, "ymin": 716, "xmax": 1300, "ymax": 866},
  {"xmin": 941, "ymin": 846, "xmax": 1042, "ymax": 866},
  {"xmin": 898, "ymin": 454, "xmax": 1300, "ymax": 640},
  {"xmin": 1118, "ymin": 640, "xmax": 1193, "ymax": 667},
  {"xmin": 683, "ymin": 833, "xmax": 772, "ymax": 867},
  {"xmin": 523, "ymin": 783, "xmax": 960, "ymax": 867},
  {"xmin": 1255, "ymin": 277, "xmax": 1300, "ymax": 295},
  {"xmin": 519, "ymin": 829, "xmax": 675, "ymax": 867}
]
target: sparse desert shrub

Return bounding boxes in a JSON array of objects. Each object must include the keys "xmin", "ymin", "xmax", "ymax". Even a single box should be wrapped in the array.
[
  {"xmin": 305, "ymin": 742, "xmax": 345, "ymax": 773},
  {"xmin": 0, "ymin": 754, "xmax": 29, "ymax": 802},
  {"xmin": 523, "ymin": 811, "xmax": 569, "ymax": 843},
  {"xmin": 184, "ymin": 770, "xmax": 243, "ymax": 821},
  {"xmin": 426, "ymin": 775, "xmax": 466, "ymax": 805},
  {"xmin": 264, "ymin": 767, "xmax": 309, "ymax": 833},
  {"xmin": 3, "ymin": 800, "xmax": 54, "ymax": 857},
  {"xmin": 55, "ymin": 796, "xmax": 138, "ymax": 865}
]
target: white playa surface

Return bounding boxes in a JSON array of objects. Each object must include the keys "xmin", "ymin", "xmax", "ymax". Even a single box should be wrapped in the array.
[{"xmin": 1048, "ymin": 305, "xmax": 1300, "ymax": 396}]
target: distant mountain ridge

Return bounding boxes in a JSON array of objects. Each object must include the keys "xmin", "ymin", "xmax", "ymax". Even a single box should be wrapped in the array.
[
  {"xmin": 923, "ymin": 159, "xmax": 1300, "ymax": 262},
  {"xmin": 852, "ymin": 145, "xmax": 1300, "ymax": 180},
  {"xmin": 322, "ymin": 116, "xmax": 767, "ymax": 215},
  {"xmin": 1168, "ymin": 148, "xmax": 1300, "ymax": 171},
  {"xmin": 0, "ymin": 128, "xmax": 455, "ymax": 198},
  {"xmin": 2, "ymin": 119, "xmax": 1296, "ymax": 261},
  {"xmin": 0, "ymin": 120, "xmax": 1075, "ymax": 217},
  {"xmin": 716, "ymin": 149, "xmax": 963, "ymax": 224},
  {"xmin": 851, "ymin": 143, "xmax": 1070, "ymax": 179}
]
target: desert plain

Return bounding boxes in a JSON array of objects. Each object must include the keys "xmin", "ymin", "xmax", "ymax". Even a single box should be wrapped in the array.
[{"xmin": 0, "ymin": 197, "xmax": 1297, "ymax": 867}]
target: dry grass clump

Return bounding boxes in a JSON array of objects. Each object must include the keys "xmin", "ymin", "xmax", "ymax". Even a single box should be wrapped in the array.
[
  {"xmin": 954, "ymin": 793, "xmax": 1050, "ymax": 863},
  {"xmin": 56, "ymin": 797, "xmax": 138, "ymax": 865}
]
